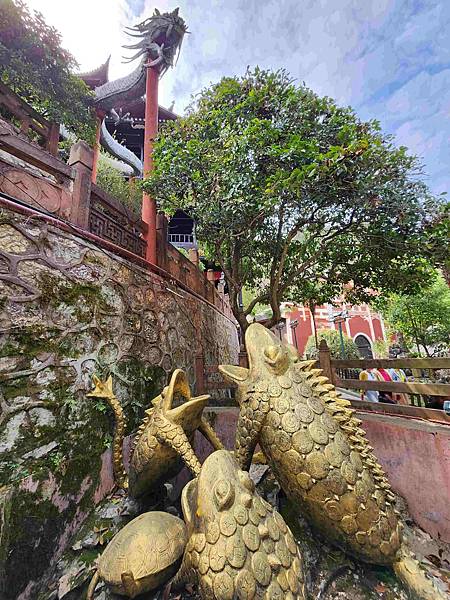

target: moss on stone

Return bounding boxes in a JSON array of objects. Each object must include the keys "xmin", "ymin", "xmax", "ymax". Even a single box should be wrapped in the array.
[{"xmin": 37, "ymin": 272, "xmax": 114, "ymax": 324}]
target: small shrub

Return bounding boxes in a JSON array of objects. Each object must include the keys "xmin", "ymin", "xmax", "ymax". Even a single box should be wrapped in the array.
[{"xmin": 96, "ymin": 153, "xmax": 142, "ymax": 214}]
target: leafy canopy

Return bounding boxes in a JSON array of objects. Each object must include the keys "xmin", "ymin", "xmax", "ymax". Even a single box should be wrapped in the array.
[
  {"xmin": 376, "ymin": 271, "xmax": 450, "ymax": 357},
  {"xmin": 96, "ymin": 153, "xmax": 142, "ymax": 214},
  {"xmin": 144, "ymin": 68, "xmax": 444, "ymax": 331},
  {"xmin": 304, "ymin": 329, "xmax": 360, "ymax": 360},
  {"xmin": 0, "ymin": 0, "xmax": 95, "ymax": 142}
]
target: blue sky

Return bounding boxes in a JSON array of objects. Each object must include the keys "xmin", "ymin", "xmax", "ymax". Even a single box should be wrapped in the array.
[{"xmin": 26, "ymin": 0, "xmax": 450, "ymax": 195}]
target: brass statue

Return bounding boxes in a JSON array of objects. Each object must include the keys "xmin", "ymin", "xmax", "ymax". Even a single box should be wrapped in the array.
[
  {"xmin": 86, "ymin": 511, "xmax": 187, "ymax": 599},
  {"xmin": 219, "ymin": 322, "xmax": 445, "ymax": 600},
  {"xmin": 88, "ymin": 369, "xmax": 223, "ymax": 498},
  {"xmin": 172, "ymin": 449, "xmax": 306, "ymax": 600}
]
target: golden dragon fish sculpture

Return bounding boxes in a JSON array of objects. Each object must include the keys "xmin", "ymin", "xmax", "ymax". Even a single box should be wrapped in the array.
[
  {"xmin": 87, "ymin": 448, "xmax": 306, "ymax": 599},
  {"xmin": 172, "ymin": 449, "xmax": 306, "ymax": 600},
  {"xmin": 219, "ymin": 322, "xmax": 446, "ymax": 600},
  {"xmin": 88, "ymin": 369, "xmax": 223, "ymax": 498}
]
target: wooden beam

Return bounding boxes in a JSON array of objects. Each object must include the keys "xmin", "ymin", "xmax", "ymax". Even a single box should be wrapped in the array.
[
  {"xmin": 335, "ymin": 377, "xmax": 450, "ymax": 397},
  {"xmin": 351, "ymin": 398, "xmax": 450, "ymax": 426},
  {"xmin": 0, "ymin": 122, "xmax": 73, "ymax": 180},
  {"xmin": 332, "ymin": 357, "xmax": 450, "ymax": 369}
]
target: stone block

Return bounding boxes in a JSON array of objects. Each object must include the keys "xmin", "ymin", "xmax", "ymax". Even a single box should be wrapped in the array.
[{"xmin": 68, "ymin": 141, "xmax": 94, "ymax": 170}]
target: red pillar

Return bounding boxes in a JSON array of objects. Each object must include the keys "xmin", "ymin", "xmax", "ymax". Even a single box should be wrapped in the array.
[
  {"xmin": 91, "ymin": 111, "xmax": 103, "ymax": 184},
  {"xmin": 142, "ymin": 62, "xmax": 159, "ymax": 264}
]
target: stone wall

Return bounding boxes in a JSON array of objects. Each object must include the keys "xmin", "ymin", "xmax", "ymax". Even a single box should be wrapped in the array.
[{"xmin": 0, "ymin": 205, "xmax": 239, "ymax": 599}]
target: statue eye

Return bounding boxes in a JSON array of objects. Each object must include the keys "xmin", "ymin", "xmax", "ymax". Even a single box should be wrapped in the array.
[
  {"xmin": 213, "ymin": 479, "xmax": 235, "ymax": 511},
  {"xmin": 264, "ymin": 345, "xmax": 280, "ymax": 362}
]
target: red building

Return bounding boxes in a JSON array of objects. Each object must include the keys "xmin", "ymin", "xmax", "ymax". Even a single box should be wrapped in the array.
[{"xmin": 282, "ymin": 302, "xmax": 386, "ymax": 357}]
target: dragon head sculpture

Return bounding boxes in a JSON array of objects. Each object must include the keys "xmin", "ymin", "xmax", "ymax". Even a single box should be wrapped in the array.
[{"xmin": 123, "ymin": 7, "xmax": 188, "ymax": 75}]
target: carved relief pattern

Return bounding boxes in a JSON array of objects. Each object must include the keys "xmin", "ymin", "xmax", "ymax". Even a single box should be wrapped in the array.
[
  {"xmin": 0, "ymin": 206, "xmax": 238, "ymax": 397},
  {"xmin": 89, "ymin": 195, "xmax": 146, "ymax": 257},
  {"xmin": 0, "ymin": 165, "xmax": 69, "ymax": 217}
]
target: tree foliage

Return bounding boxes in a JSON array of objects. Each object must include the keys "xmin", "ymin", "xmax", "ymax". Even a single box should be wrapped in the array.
[
  {"xmin": 0, "ymin": 0, "xmax": 95, "ymax": 142},
  {"xmin": 96, "ymin": 153, "xmax": 142, "ymax": 214},
  {"xmin": 144, "ymin": 68, "xmax": 444, "ymax": 331},
  {"xmin": 304, "ymin": 329, "xmax": 360, "ymax": 360},
  {"xmin": 377, "ymin": 272, "xmax": 450, "ymax": 356}
]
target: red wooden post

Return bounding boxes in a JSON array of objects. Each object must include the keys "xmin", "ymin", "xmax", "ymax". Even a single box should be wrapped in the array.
[
  {"xmin": 142, "ymin": 62, "xmax": 159, "ymax": 264},
  {"xmin": 46, "ymin": 121, "xmax": 60, "ymax": 156},
  {"xmin": 319, "ymin": 339, "xmax": 335, "ymax": 384},
  {"xmin": 156, "ymin": 211, "xmax": 168, "ymax": 270}
]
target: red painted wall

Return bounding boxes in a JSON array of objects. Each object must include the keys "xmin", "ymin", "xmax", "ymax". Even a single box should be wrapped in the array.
[
  {"xmin": 372, "ymin": 318, "xmax": 384, "ymax": 340},
  {"xmin": 360, "ymin": 414, "xmax": 450, "ymax": 542},
  {"xmin": 348, "ymin": 315, "xmax": 372, "ymax": 340},
  {"xmin": 285, "ymin": 303, "xmax": 385, "ymax": 356}
]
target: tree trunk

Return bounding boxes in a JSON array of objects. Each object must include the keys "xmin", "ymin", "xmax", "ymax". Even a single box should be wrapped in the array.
[{"xmin": 228, "ymin": 285, "xmax": 249, "ymax": 335}]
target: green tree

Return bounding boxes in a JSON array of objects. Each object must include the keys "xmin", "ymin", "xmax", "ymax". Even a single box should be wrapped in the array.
[
  {"xmin": 423, "ymin": 200, "xmax": 450, "ymax": 284},
  {"xmin": 304, "ymin": 329, "xmax": 360, "ymax": 360},
  {"xmin": 378, "ymin": 272, "xmax": 450, "ymax": 356},
  {"xmin": 144, "ymin": 68, "xmax": 443, "ymax": 332},
  {"xmin": 0, "ymin": 0, "xmax": 95, "ymax": 142}
]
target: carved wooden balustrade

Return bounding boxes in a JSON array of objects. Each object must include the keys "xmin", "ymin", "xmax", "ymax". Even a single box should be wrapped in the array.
[{"xmin": 89, "ymin": 184, "xmax": 147, "ymax": 258}]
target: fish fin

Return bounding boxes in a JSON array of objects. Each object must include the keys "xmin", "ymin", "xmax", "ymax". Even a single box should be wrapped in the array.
[
  {"xmin": 157, "ymin": 369, "xmax": 192, "ymax": 412},
  {"xmin": 393, "ymin": 549, "xmax": 447, "ymax": 600},
  {"xmin": 166, "ymin": 395, "xmax": 210, "ymax": 429},
  {"xmin": 218, "ymin": 364, "xmax": 249, "ymax": 382},
  {"xmin": 198, "ymin": 417, "xmax": 224, "ymax": 450}
]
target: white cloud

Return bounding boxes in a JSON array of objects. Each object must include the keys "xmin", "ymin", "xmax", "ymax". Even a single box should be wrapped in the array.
[{"xmin": 22, "ymin": 0, "xmax": 450, "ymax": 195}]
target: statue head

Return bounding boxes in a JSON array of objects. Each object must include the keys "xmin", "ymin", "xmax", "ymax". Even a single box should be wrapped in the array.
[
  {"xmin": 219, "ymin": 323, "xmax": 300, "ymax": 395},
  {"xmin": 123, "ymin": 7, "xmax": 188, "ymax": 73}
]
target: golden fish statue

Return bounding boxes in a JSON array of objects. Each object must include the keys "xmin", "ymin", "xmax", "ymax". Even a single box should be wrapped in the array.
[
  {"xmin": 88, "ymin": 369, "xmax": 223, "ymax": 498},
  {"xmin": 219, "ymin": 323, "xmax": 445, "ymax": 600},
  {"xmin": 173, "ymin": 449, "xmax": 306, "ymax": 600},
  {"xmin": 86, "ymin": 511, "xmax": 187, "ymax": 599}
]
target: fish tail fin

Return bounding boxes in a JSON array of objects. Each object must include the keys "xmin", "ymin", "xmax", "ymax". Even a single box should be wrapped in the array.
[
  {"xmin": 86, "ymin": 570, "xmax": 100, "ymax": 600},
  {"xmin": 87, "ymin": 376, "xmax": 128, "ymax": 490}
]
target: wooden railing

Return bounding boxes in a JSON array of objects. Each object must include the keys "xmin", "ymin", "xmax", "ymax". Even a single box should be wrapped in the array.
[
  {"xmin": 0, "ymin": 81, "xmax": 59, "ymax": 155},
  {"xmin": 0, "ymin": 115, "xmax": 234, "ymax": 320},
  {"xmin": 89, "ymin": 184, "xmax": 147, "ymax": 257},
  {"xmin": 318, "ymin": 339, "xmax": 450, "ymax": 406}
]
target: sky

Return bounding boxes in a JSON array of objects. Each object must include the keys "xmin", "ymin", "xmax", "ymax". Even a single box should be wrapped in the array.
[{"xmin": 25, "ymin": 0, "xmax": 450, "ymax": 195}]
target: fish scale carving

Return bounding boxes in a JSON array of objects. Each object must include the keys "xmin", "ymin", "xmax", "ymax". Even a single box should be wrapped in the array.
[
  {"xmin": 219, "ymin": 324, "xmax": 403, "ymax": 566},
  {"xmin": 175, "ymin": 450, "xmax": 306, "ymax": 600}
]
